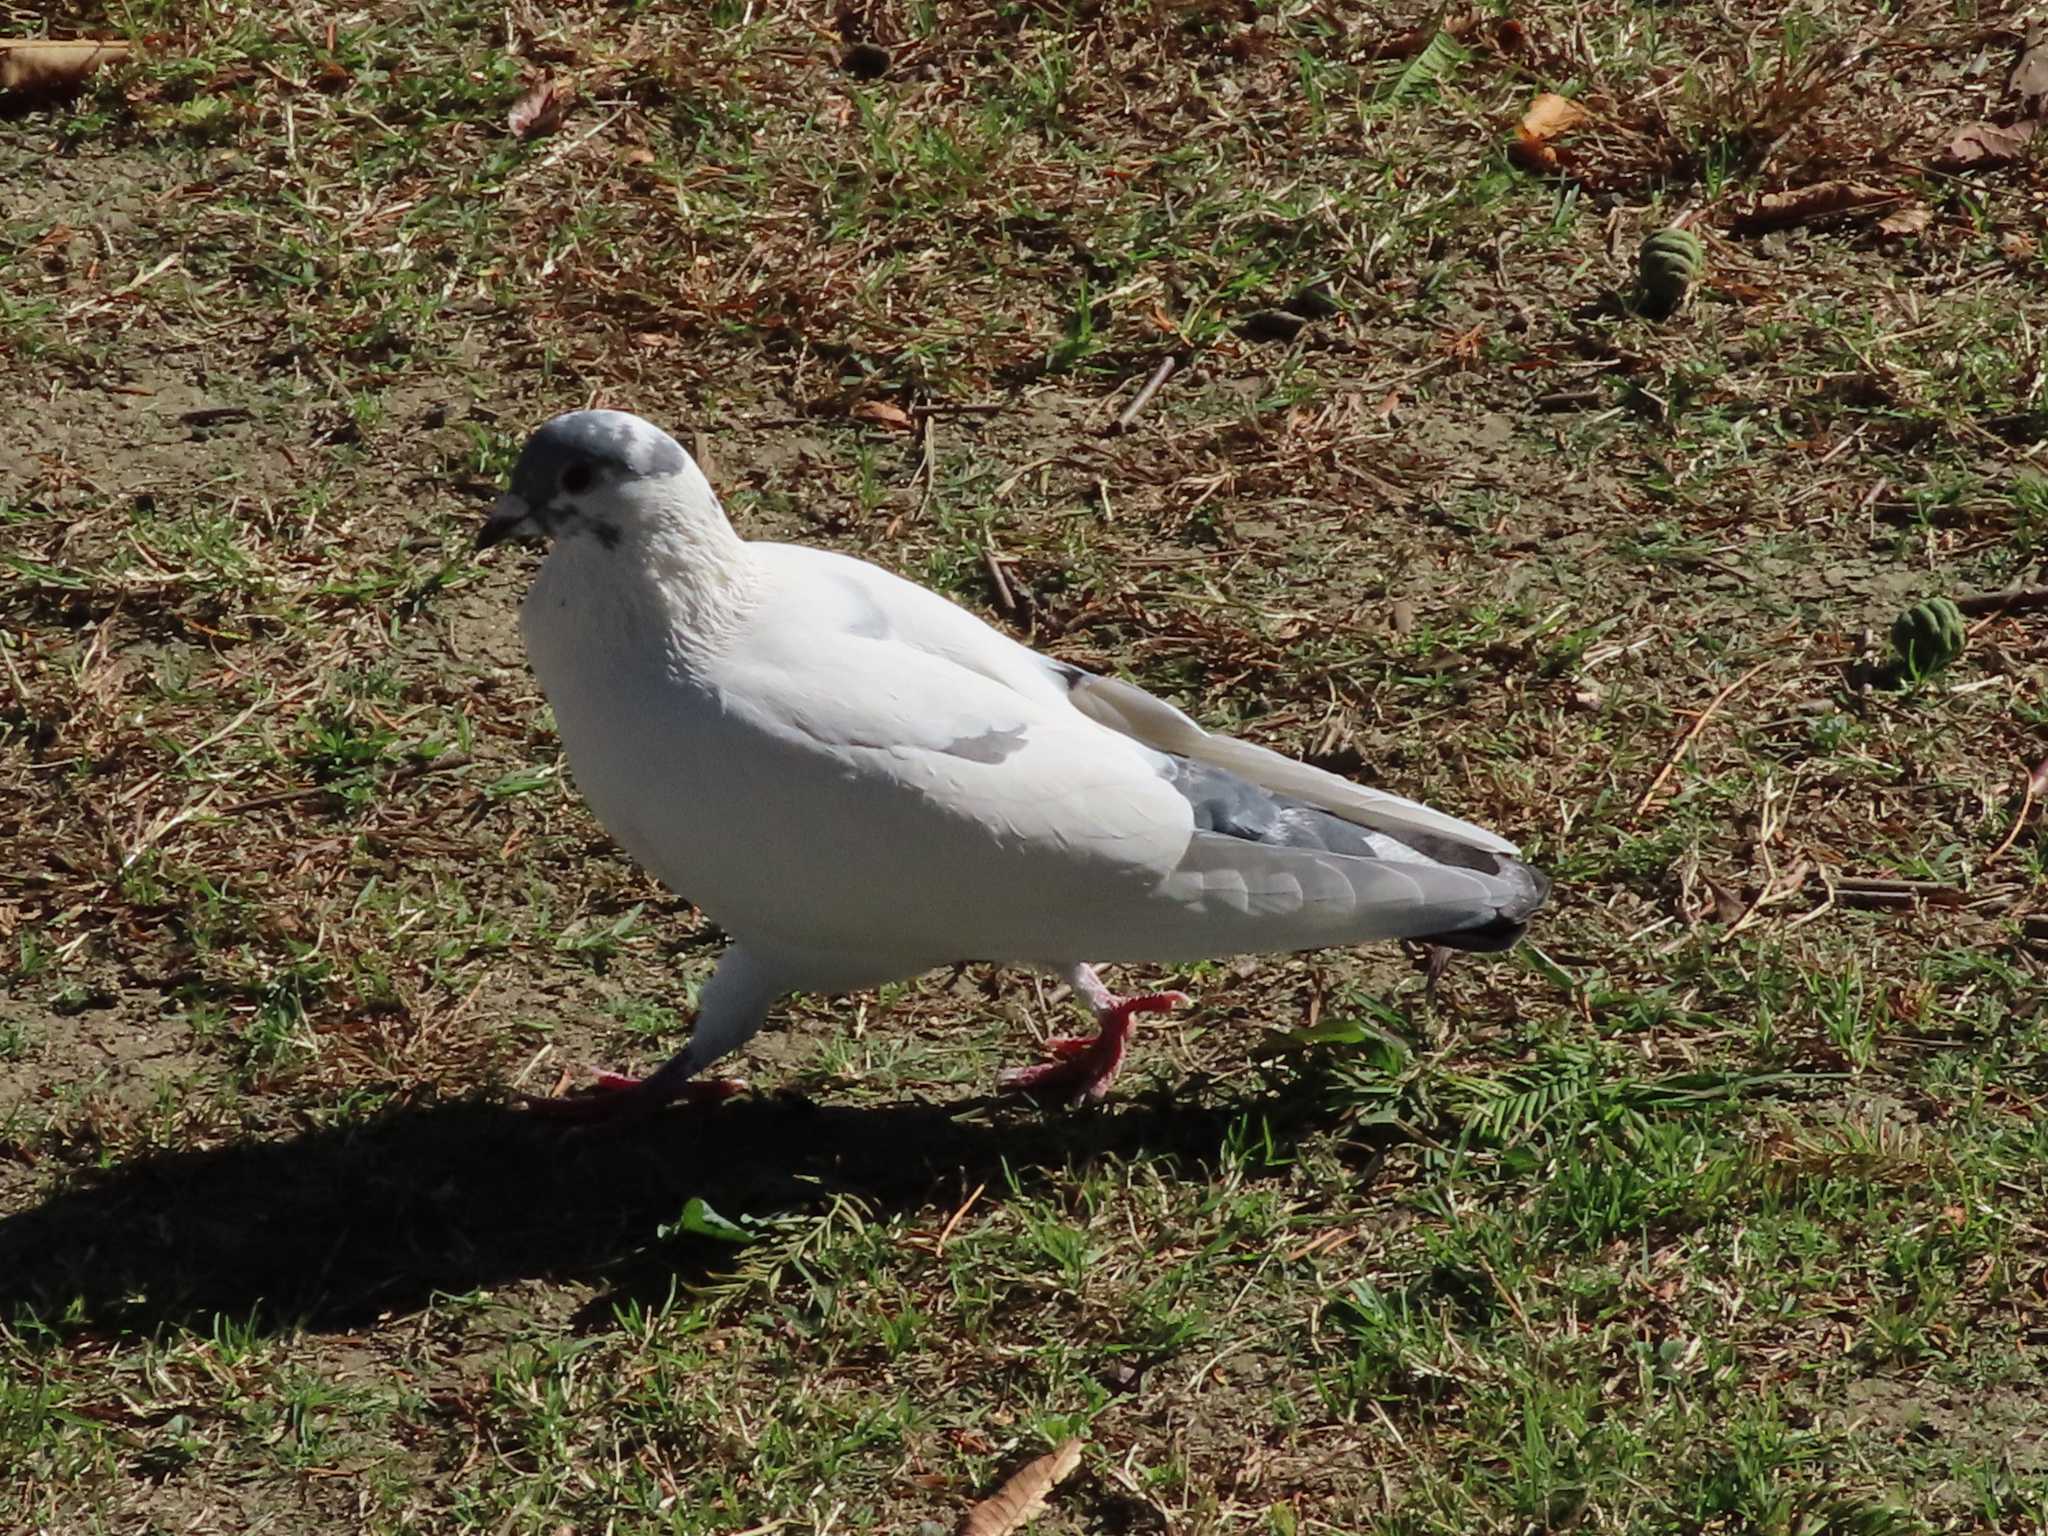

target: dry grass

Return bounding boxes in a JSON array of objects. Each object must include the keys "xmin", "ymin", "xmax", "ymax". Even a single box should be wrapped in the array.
[{"xmin": 2, "ymin": 1, "xmax": 2046, "ymax": 1532}]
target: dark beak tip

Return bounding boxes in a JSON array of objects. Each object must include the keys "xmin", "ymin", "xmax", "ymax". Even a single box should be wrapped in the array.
[{"xmin": 476, "ymin": 491, "xmax": 537, "ymax": 553}]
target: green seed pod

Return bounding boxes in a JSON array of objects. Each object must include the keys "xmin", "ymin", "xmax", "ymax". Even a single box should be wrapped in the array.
[
  {"xmin": 1889, "ymin": 597, "xmax": 1966, "ymax": 680},
  {"xmin": 1636, "ymin": 227, "xmax": 1707, "ymax": 318}
]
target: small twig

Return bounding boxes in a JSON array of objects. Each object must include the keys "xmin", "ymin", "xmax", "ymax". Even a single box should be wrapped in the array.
[
  {"xmin": 1718, "ymin": 858, "xmax": 1815, "ymax": 944},
  {"xmin": 1983, "ymin": 758, "xmax": 2044, "ymax": 868},
  {"xmin": 214, "ymin": 753, "xmax": 474, "ymax": 820},
  {"xmin": 934, "ymin": 1183, "xmax": 985, "ymax": 1251},
  {"xmin": 0, "ymin": 633, "xmax": 28, "ymax": 703},
  {"xmin": 993, "ymin": 455, "xmax": 1057, "ymax": 499},
  {"xmin": 1829, "ymin": 875, "xmax": 1967, "ymax": 910},
  {"xmin": 981, "ymin": 544, "xmax": 1017, "ymax": 615},
  {"xmin": 909, "ymin": 401, "xmax": 1003, "ymax": 418},
  {"xmin": 920, "ymin": 415, "xmax": 939, "ymax": 510},
  {"xmin": 1954, "ymin": 584, "xmax": 2048, "ymax": 617},
  {"xmin": 212, "ymin": 783, "xmax": 337, "ymax": 818},
  {"xmin": 1635, "ymin": 661, "xmax": 1770, "ymax": 817},
  {"xmin": 178, "ymin": 405, "xmax": 254, "ymax": 428},
  {"xmin": 1111, "ymin": 355, "xmax": 1177, "ymax": 432}
]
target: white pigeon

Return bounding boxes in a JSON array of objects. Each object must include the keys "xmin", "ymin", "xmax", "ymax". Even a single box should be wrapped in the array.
[{"xmin": 479, "ymin": 410, "xmax": 1550, "ymax": 1112}]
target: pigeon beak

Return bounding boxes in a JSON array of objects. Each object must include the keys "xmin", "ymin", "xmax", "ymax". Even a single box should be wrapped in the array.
[{"xmin": 476, "ymin": 492, "xmax": 539, "ymax": 552}]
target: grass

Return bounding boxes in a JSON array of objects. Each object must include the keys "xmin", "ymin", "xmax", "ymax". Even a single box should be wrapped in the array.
[{"xmin": 2, "ymin": 0, "xmax": 2046, "ymax": 1531}]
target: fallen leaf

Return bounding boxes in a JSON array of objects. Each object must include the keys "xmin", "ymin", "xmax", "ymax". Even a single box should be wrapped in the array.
[
  {"xmin": 960, "ymin": 1439, "xmax": 1084, "ymax": 1536},
  {"xmin": 1877, "ymin": 204, "xmax": 1932, "ymax": 238},
  {"xmin": 1730, "ymin": 181, "xmax": 1899, "ymax": 235},
  {"xmin": 1522, "ymin": 92, "xmax": 1588, "ymax": 140},
  {"xmin": 659, "ymin": 1196, "xmax": 756, "ymax": 1244},
  {"xmin": 851, "ymin": 399, "xmax": 915, "ymax": 431},
  {"xmin": 1511, "ymin": 92, "xmax": 1588, "ymax": 172},
  {"xmin": 2029, "ymin": 754, "xmax": 2048, "ymax": 799},
  {"xmin": 507, "ymin": 77, "xmax": 574, "ymax": 138},
  {"xmin": 1706, "ymin": 877, "xmax": 1747, "ymax": 926},
  {"xmin": 2010, "ymin": 25, "xmax": 2048, "ymax": 117},
  {"xmin": 621, "ymin": 145, "xmax": 655, "ymax": 166},
  {"xmin": 1934, "ymin": 119, "xmax": 2038, "ymax": 170},
  {"xmin": 0, "ymin": 38, "xmax": 132, "ymax": 96}
]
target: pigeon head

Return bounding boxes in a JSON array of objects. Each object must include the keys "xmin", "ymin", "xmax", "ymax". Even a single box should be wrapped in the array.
[{"xmin": 477, "ymin": 410, "xmax": 697, "ymax": 551}]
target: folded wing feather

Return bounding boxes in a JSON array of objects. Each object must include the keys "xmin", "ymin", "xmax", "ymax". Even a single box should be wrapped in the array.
[{"xmin": 1058, "ymin": 668, "xmax": 1521, "ymax": 858}]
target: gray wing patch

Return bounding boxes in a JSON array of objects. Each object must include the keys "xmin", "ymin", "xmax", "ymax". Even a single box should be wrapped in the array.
[
  {"xmin": 837, "ymin": 577, "xmax": 893, "ymax": 640},
  {"xmin": 1164, "ymin": 753, "xmax": 1551, "ymax": 948},
  {"xmin": 1161, "ymin": 755, "xmax": 1506, "ymax": 875},
  {"xmin": 943, "ymin": 726, "xmax": 1030, "ymax": 764}
]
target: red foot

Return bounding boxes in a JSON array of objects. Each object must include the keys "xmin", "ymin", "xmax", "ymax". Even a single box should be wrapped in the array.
[
  {"xmin": 521, "ymin": 1072, "xmax": 747, "ymax": 1124},
  {"xmin": 998, "ymin": 990, "xmax": 1189, "ymax": 1107}
]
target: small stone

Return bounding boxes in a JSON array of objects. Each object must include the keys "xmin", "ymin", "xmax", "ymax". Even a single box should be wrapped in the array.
[
  {"xmin": 1238, "ymin": 308, "xmax": 1307, "ymax": 342},
  {"xmin": 1286, "ymin": 281, "xmax": 1340, "ymax": 319},
  {"xmin": 842, "ymin": 42, "xmax": 890, "ymax": 79}
]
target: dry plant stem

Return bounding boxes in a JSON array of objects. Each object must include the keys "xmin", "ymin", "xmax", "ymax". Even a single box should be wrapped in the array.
[
  {"xmin": 1954, "ymin": 584, "xmax": 2048, "ymax": 616},
  {"xmin": 981, "ymin": 544, "xmax": 1017, "ymax": 614},
  {"xmin": 1113, "ymin": 356, "xmax": 1178, "ymax": 431},
  {"xmin": 1634, "ymin": 662, "xmax": 1770, "ymax": 817},
  {"xmin": 1982, "ymin": 766, "xmax": 2041, "ymax": 868}
]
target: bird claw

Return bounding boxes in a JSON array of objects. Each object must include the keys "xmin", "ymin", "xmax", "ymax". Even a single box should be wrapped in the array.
[
  {"xmin": 996, "ymin": 1057, "xmax": 1117, "ymax": 1107},
  {"xmin": 997, "ymin": 988, "xmax": 1190, "ymax": 1107}
]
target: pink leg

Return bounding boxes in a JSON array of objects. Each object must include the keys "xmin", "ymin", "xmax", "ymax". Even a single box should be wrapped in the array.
[
  {"xmin": 998, "ymin": 966, "xmax": 1190, "ymax": 1107},
  {"xmin": 521, "ymin": 1059, "xmax": 748, "ymax": 1124}
]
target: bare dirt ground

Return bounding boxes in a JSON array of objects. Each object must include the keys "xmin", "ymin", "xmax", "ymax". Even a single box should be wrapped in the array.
[{"xmin": 3, "ymin": 2, "xmax": 2047, "ymax": 1532}]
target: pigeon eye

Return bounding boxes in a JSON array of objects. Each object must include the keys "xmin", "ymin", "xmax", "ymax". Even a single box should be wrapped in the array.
[{"xmin": 560, "ymin": 461, "xmax": 595, "ymax": 495}]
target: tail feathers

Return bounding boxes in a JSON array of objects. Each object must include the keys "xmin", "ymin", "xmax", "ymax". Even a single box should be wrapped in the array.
[{"xmin": 1419, "ymin": 859, "xmax": 1550, "ymax": 952}]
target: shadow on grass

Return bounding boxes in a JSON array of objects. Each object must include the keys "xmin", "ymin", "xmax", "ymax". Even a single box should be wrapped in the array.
[{"xmin": 0, "ymin": 1076, "xmax": 1365, "ymax": 1339}]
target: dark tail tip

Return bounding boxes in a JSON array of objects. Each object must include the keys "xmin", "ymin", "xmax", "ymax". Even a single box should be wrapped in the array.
[{"xmin": 1423, "ymin": 860, "xmax": 1551, "ymax": 953}]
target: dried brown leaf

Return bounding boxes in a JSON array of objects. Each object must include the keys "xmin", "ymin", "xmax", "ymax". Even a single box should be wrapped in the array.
[
  {"xmin": 1521, "ymin": 92, "xmax": 1589, "ymax": 141},
  {"xmin": 960, "ymin": 1439, "xmax": 1084, "ymax": 1536},
  {"xmin": 507, "ymin": 77, "xmax": 575, "ymax": 139},
  {"xmin": 2010, "ymin": 25, "xmax": 2048, "ymax": 117},
  {"xmin": 850, "ymin": 399, "xmax": 915, "ymax": 431},
  {"xmin": 1730, "ymin": 181, "xmax": 1899, "ymax": 235},
  {"xmin": 1933, "ymin": 119, "xmax": 2037, "ymax": 171},
  {"xmin": 2029, "ymin": 754, "xmax": 2048, "ymax": 800},
  {"xmin": 0, "ymin": 39, "xmax": 132, "ymax": 95},
  {"xmin": 1876, "ymin": 204, "xmax": 1931, "ymax": 238},
  {"xmin": 1706, "ymin": 877, "xmax": 1748, "ymax": 926},
  {"xmin": 1510, "ymin": 93, "xmax": 1587, "ymax": 173}
]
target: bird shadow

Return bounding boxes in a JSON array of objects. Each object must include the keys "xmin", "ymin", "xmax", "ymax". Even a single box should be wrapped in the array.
[{"xmin": 0, "ymin": 1075, "xmax": 1368, "ymax": 1340}]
